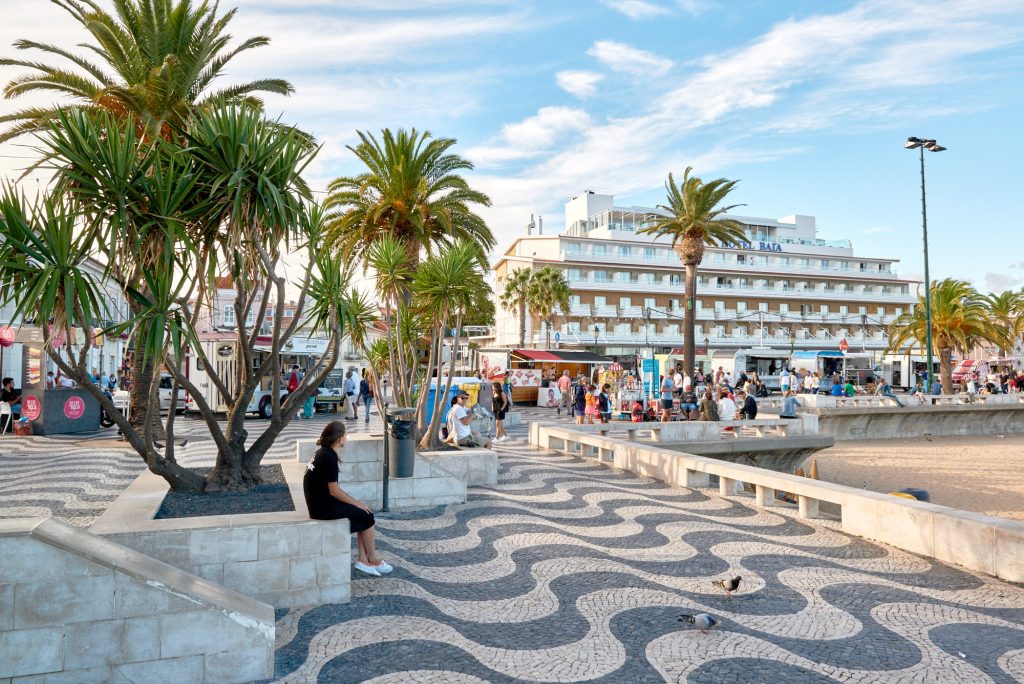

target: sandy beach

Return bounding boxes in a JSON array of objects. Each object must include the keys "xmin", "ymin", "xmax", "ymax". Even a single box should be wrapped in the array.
[{"xmin": 802, "ymin": 434, "xmax": 1024, "ymax": 522}]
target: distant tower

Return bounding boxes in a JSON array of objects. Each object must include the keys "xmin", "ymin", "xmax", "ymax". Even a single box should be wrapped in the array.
[
  {"xmin": 538, "ymin": 216, "xmax": 543, "ymax": 235},
  {"xmin": 527, "ymin": 213, "xmax": 536, "ymax": 235}
]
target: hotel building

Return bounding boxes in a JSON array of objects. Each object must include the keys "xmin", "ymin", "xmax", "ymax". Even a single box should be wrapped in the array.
[{"xmin": 492, "ymin": 191, "xmax": 919, "ymax": 360}]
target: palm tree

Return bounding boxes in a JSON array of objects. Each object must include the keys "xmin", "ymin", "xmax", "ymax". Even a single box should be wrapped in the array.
[
  {"xmin": 983, "ymin": 290, "xmax": 1024, "ymax": 358},
  {"xmin": 888, "ymin": 279, "xmax": 1008, "ymax": 392},
  {"xmin": 500, "ymin": 267, "xmax": 533, "ymax": 348},
  {"xmin": 412, "ymin": 240, "xmax": 488, "ymax": 449},
  {"xmin": 528, "ymin": 266, "xmax": 572, "ymax": 349},
  {"xmin": 0, "ymin": 0, "xmax": 291, "ymax": 143},
  {"xmin": 324, "ymin": 128, "xmax": 494, "ymax": 273},
  {"xmin": 638, "ymin": 167, "xmax": 746, "ymax": 378}
]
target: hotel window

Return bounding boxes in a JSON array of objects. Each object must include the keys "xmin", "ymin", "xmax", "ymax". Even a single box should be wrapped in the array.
[
  {"xmin": 821, "ymin": 259, "xmax": 830, "ymax": 269},
  {"xmin": 643, "ymin": 247, "xmax": 656, "ymax": 260},
  {"xmin": 669, "ymin": 298, "xmax": 680, "ymax": 310},
  {"xmin": 669, "ymin": 274, "xmax": 681, "ymax": 286},
  {"xmin": 894, "ymin": 307, "xmax": 903, "ymax": 316},
  {"xmin": 737, "ymin": 254, "xmax": 747, "ymax": 264},
  {"xmin": 859, "ymin": 306, "xmax": 867, "ymax": 315},
  {"xmin": 779, "ymin": 256, "xmax": 790, "ymax": 266},
  {"xmin": 756, "ymin": 255, "xmax": 769, "ymax": 266},
  {"xmin": 620, "ymin": 297, "xmax": 632, "ymax": 308},
  {"xmin": 713, "ymin": 253, "xmax": 727, "ymax": 264},
  {"xmin": 644, "ymin": 297, "xmax": 656, "ymax": 309},
  {"xmin": 695, "ymin": 325, "xmax": 704, "ymax": 337},
  {"xmin": 698, "ymin": 277, "xmax": 708, "ymax": 287},
  {"xmin": 615, "ymin": 272, "xmax": 632, "ymax": 284},
  {"xmin": 737, "ymin": 302, "xmax": 747, "ymax": 313},
  {"xmin": 840, "ymin": 305, "xmax": 849, "ymax": 315},
  {"xmin": 799, "ymin": 258, "xmax": 810, "ymax": 268},
  {"xmin": 593, "ymin": 270, "xmax": 609, "ymax": 283},
  {"xmin": 223, "ymin": 304, "xmax": 235, "ymax": 327},
  {"xmin": 696, "ymin": 300, "xmax": 704, "ymax": 311},
  {"xmin": 877, "ymin": 307, "xmax": 885, "ymax": 317},
  {"xmin": 714, "ymin": 301, "xmax": 725, "ymax": 312},
  {"xmin": 641, "ymin": 272, "xmax": 657, "ymax": 285},
  {"xmin": 594, "ymin": 296, "xmax": 607, "ymax": 307},
  {"xmin": 592, "ymin": 244, "xmax": 607, "ymax": 256},
  {"xmin": 739, "ymin": 278, "xmax": 751, "ymax": 288},
  {"xmin": 618, "ymin": 245, "xmax": 631, "ymax": 257},
  {"xmin": 569, "ymin": 295, "xmax": 581, "ymax": 306},
  {"xmin": 820, "ymin": 304, "xmax": 829, "ymax": 315},
  {"xmin": 758, "ymin": 302, "xmax": 768, "ymax": 312},
  {"xmin": 839, "ymin": 260, "xmax": 849, "ymax": 270},
  {"xmin": 566, "ymin": 243, "xmax": 581, "ymax": 255},
  {"xmin": 567, "ymin": 268, "xmax": 581, "ymax": 281},
  {"xmin": 781, "ymin": 280, "xmax": 793, "ymax": 291}
]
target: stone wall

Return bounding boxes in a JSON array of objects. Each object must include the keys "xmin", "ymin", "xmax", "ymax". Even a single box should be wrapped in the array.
[
  {"xmin": 0, "ymin": 517, "xmax": 274, "ymax": 683},
  {"xmin": 295, "ymin": 435, "xmax": 497, "ymax": 509},
  {"xmin": 90, "ymin": 464, "xmax": 351, "ymax": 608},
  {"xmin": 809, "ymin": 403, "xmax": 1024, "ymax": 440}
]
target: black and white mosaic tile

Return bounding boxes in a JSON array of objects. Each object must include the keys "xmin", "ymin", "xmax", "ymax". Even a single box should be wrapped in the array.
[{"xmin": 273, "ymin": 443, "xmax": 1024, "ymax": 684}]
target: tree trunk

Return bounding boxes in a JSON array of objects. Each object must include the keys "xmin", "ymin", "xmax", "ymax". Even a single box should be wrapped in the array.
[
  {"xmin": 939, "ymin": 346, "xmax": 953, "ymax": 393},
  {"xmin": 684, "ymin": 262, "xmax": 699, "ymax": 383},
  {"xmin": 519, "ymin": 300, "xmax": 526, "ymax": 348},
  {"xmin": 126, "ymin": 325, "xmax": 165, "ymax": 441},
  {"xmin": 546, "ymin": 317, "xmax": 552, "ymax": 350}
]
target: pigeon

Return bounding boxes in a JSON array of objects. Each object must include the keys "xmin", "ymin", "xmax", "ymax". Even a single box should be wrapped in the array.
[
  {"xmin": 712, "ymin": 576, "xmax": 742, "ymax": 597},
  {"xmin": 678, "ymin": 613, "xmax": 719, "ymax": 633}
]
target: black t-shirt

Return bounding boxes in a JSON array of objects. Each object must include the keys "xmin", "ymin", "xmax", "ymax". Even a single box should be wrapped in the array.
[
  {"xmin": 0, "ymin": 387, "xmax": 19, "ymax": 406},
  {"xmin": 303, "ymin": 447, "xmax": 340, "ymax": 519}
]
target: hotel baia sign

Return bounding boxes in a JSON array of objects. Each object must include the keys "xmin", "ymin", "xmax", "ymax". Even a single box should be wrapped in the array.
[{"xmin": 740, "ymin": 241, "xmax": 784, "ymax": 252}]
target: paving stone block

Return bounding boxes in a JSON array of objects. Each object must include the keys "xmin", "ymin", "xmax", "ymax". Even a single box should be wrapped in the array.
[
  {"xmin": 204, "ymin": 646, "xmax": 273, "ymax": 683},
  {"xmin": 0, "ymin": 539, "xmax": 67, "ymax": 583},
  {"xmin": 188, "ymin": 526, "xmax": 258, "ymax": 564},
  {"xmin": 320, "ymin": 520, "xmax": 352, "ymax": 556},
  {"xmin": 257, "ymin": 522, "xmax": 323, "ymax": 560},
  {"xmin": 112, "ymin": 571, "xmax": 194, "ymax": 619},
  {"xmin": 222, "ymin": 558, "xmax": 289, "ymax": 594},
  {"xmin": 29, "ymin": 665, "xmax": 113, "ymax": 683},
  {"xmin": 63, "ymin": 618, "xmax": 158, "ymax": 669},
  {"xmin": 193, "ymin": 562, "xmax": 224, "ymax": 585},
  {"xmin": 314, "ymin": 553, "xmax": 351, "ymax": 587},
  {"xmin": 15, "ymin": 575, "xmax": 114, "ymax": 628},
  {"xmin": 158, "ymin": 611, "xmax": 263, "ymax": 659},
  {"xmin": 109, "ymin": 531, "xmax": 191, "ymax": 567},
  {"xmin": 318, "ymin": 583, "xmax": 351, "ymax": 604},
  {"xmin": 288, "ymin": 557, "xmax": 318, "ymax": 590},
  {"xmin": 0, "ymin": 627, "xmax": 63, "ymax": 678},
  {"xmin": 0, "ymin": 583, "xmax": 13, "ymax": 630},
  {"xmin": 114, "ymin": 655, "xmax": 203, "ymax": 684}
]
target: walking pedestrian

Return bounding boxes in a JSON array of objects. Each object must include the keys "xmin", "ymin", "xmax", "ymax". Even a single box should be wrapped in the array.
[
  {"xmin": 557, "ymin": 370, "xmax": 572, "ymax": 415},
  {"xmin": 343, "ymin": 370, "xmax": 358, "ymax": 420},
  {"xmin": 359, "ymin": 369, "xmax": 373, "ymax": 424},
  {"xmin": 492, "ymin": 381, "xmax": 509, "ymax": 442}
]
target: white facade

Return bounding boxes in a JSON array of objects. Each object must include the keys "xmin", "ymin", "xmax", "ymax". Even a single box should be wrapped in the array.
[{"xmin": 493, "ymin": 191, "xmax": 918, "ymax": 357}]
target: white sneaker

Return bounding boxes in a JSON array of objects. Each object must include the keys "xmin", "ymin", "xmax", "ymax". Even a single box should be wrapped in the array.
[
  {"xmin": 353, "ymin": 561, "xmax": 381, "ymax": 576},
  {"xmin": 372, "ymin": 560, "xmax": 393, "ymax": 574}
]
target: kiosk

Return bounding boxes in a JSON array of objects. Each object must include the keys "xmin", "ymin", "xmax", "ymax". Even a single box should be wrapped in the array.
[{"xmin": 16, "ymin": 328, "xmax": 101, "ymax": 435}]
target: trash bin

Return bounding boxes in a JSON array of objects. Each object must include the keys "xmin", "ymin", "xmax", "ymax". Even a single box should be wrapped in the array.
[{"xmin": 387, "ymin": 407, "xmax": 416, "ymax": 478}]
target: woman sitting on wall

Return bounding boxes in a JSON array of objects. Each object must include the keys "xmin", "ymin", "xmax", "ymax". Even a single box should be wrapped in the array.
[{"xmin": 304, "ymin": 420, "xmax": 393, "ymax": 577}]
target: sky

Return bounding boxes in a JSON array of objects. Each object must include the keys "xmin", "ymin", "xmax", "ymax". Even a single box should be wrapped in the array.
[{"xmin": 1, "ymin": 0, "xmax": 1023, "ymax": 292}]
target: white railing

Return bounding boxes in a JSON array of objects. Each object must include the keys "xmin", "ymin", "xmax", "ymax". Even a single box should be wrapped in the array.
[{"xmin": 530, "ymin": 423, "xmax": 1024, "ymax": 583}]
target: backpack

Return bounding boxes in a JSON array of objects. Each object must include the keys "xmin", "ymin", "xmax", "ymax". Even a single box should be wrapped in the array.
[{"xmin": 287, "ymin": 371, "xmax": 299, "ymax": 393}]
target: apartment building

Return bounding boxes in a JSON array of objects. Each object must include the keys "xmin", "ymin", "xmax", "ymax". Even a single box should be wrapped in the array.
[{"xmin": 493, "ymin": 191, "xmax": 919, "ymax": 358}]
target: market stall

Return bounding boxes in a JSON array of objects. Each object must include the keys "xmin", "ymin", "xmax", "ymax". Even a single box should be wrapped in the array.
[{"xmin": 481, "ymin": 349, "xmax": 613, "ymax": 406}]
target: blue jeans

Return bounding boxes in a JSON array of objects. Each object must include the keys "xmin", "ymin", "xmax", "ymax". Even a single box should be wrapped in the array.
[{"xmin": 363, "ymin": 396, "xmax": 372, "ymax": 421}]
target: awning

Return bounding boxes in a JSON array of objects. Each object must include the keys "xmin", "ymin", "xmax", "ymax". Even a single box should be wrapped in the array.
[
  {"xmin": 511, "ymin": 349, "xmax": 612, "ymax": 364},
  {"xmin": 792, "ymin": 350, "xmax": 845, "ymax": 358}
]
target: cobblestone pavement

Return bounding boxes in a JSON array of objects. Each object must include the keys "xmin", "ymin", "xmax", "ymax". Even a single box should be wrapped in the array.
[
  {"xmin": 273, "ymin": 442, "xmax": 1024, "ymax": 683},
  {"xmin": 0, "ymin": 403, "xmax": 539, "ymax": 526}
]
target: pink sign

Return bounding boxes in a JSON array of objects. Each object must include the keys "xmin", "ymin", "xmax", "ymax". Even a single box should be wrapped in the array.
[
  {"xmin": 64, "ymin": 396, "xmax": 85, "ymax": 420},
  {"xmin": 0, "ymin": 325, "xmax": 14, "ymax": 348},
  {"xmin": 23, "ymin": 395, "xmax": 41, "ymax": 420}
]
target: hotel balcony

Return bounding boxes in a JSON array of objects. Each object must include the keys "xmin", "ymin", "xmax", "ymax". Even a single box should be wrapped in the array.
[
  {"xmin": 536, "ymin": 327, "xmax": 889, "ymax": 349},
  {"xmin": 561, "ymin": 250, "xmax": 898, "ymax": 279},
  {"xmin": 565, "ymin": 277, "xmax": 913, "ymax": 302},
  {"xmin": 576, "ymin": 305, "xmax": 899, "ymax": 326}
]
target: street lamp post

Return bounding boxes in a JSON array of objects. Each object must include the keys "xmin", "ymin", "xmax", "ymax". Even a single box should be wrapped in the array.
[
  {"xmin": 703, "ymin": 336, "xmax": 710, "ymax": 376},
  {"xmin": 593, "ymin": 324, "xmax": 599, "ymax": 355},
  {"xmin": 904, "ymin": 136, "xmax": 946, "ymax": 392}
]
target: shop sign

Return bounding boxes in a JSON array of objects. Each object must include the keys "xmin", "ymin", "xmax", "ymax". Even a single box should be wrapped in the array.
[
  {"xmin": 839, "ymin": 339, "xmax": 849, "ymax": 352},
  {"xmin": 0, "ymin": 325, "xmax": 14, "ymax": 347},
  {"xmin": 64, "ymin": 396, "xmax": 86, "ymax": 420},
  {"xmin": 217, "ymin": 344, "xmax": 233, "ymax": 357},
  {"xmin": 739, "ymin": 241, "xmax": 783, "ymax": 252},
  {"xmin": 23, "ymin": 395, "xmax": 41, "ymax": 420}
]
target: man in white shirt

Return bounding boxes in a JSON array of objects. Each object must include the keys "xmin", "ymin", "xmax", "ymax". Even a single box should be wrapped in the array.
[
  {"xmin": 448, "ymin": 391, "xmax": 491, "ymax": 447},
  {"xmin": 716, "ymin": 389, "xmax": 737, "ymax": 421},
  {"xmin": 673, "ymin": 367, "xmax": 684, "ymax": 392}
]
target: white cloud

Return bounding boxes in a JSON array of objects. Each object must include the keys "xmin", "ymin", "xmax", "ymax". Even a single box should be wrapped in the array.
[
  {"xmin": 587, "ymin": 40, "xmax": 673, "ymax": 76},
  {"xmin": 555, "ymin": 70, "xmax": 604, "ymax": 98},
  {"xmin": 603, "ymin": 0, "xmax": 671, "ymax": 20},
  {"xmin": 677, "ymin": 0, "xmax": 713, "ymax": 15},
  {"xmin": 984, "ymin": 272, "xmax": 1022, "ymax": 293},
  {"xmin": 465, "ymin": 106, "xmax": 593, "ymax": 166}
]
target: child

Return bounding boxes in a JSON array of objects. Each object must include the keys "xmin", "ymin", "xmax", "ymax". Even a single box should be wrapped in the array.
[
  {"xmin": 631, "ymin": 399, "xmax": 644, "ymax": 423},
  {"xmin": 598, "ymin": 384, "xmax": 612, "ymax": 423}
]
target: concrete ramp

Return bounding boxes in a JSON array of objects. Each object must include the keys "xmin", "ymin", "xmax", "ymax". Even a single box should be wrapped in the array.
[{"xmin": 661, "ymin": 435, "xmax": 834, "ymax": 472}]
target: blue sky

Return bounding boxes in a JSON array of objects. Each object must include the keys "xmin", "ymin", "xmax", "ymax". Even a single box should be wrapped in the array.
[{"xmin": 1, "ymin": 0, "xmax": 1023, "ymax": 291}]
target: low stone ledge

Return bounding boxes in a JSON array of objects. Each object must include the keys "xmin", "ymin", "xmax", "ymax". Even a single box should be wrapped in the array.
[
  {"xmin": 90, "ymin": 463, "xmax": 350, "ymax": 608},
  {"xmin": 0, "ymin": 517, "xmax": 273, "ymax": 683}
]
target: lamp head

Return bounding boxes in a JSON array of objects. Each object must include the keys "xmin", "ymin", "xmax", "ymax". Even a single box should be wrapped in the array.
[
  {"xmin": 926, "ymin": 143, "xmax": 946, "ymax": 152},
  {"xmin": 904, "ymin": 137, "xmax": 922, "ymax": 149}
]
